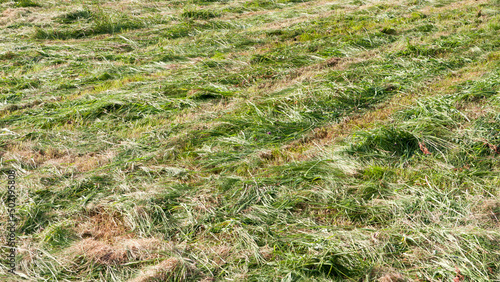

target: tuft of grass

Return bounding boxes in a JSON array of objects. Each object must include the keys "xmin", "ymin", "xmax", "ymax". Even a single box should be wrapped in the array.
[
  {"xmin": 34, "ymin": 8, "xmax": 145, "ymax": 39},
  {"xmin": 54, "ymin": 9, "xmax": 93, "ymax": 24},
  {"xmin": 15, "ymin": 0, "xmax": 41, "ymax": 7}
]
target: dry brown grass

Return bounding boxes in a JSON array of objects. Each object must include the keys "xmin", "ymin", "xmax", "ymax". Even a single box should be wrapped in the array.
[
  {"xmin": 68, "ymin": 236, "xmax": 171, "ymax": 266},
  {"xmin": 378, "ymin": 272, "xmax": 406, "ymax": 282},
  {"xmin": 473, "ymin": 199, "xmax": 500, "ymax": 227},
  {"xmin": 0, "ymin": 8, "xmax": 29, "ymax": 26},
  {"xmin": 3, "ymin": 141, "xmax": 116, "ymax": 172},
  {"xmin": 0, "ymin": 5, "xmax": 55, "ymax": 27},
  {"xmin": 128, "ymin": 257, "xmax": 187, "ymax": 282},
  {"xmin": 71, "ymin": 238, "xmax": 129, "ymax": 265},
  {"xmin": 76, "ymin": 205, "xmax": 131, "ymax": 242}
]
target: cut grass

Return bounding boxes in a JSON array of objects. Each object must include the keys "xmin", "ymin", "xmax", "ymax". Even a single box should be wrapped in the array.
[
  {"xmin": 33, "ymin": 8, "xmax": 146, "ymax": 40},
  {"xmin": 1, "ymin": 0, "xmax": 500, "ymax": 281}
]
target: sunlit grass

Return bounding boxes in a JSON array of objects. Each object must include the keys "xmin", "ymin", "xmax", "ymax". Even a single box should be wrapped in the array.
[{"xmin": 0, "ymin": 0, "xmax": 499, "ymax": 281}]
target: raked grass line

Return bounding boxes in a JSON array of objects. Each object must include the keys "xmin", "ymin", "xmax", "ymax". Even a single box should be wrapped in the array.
[{"xmin": 0, "ymin": 0, "xmax": 499, "ymax": 281}]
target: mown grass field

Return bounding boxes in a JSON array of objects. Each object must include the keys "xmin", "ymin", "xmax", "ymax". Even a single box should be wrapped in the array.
[{"xmin": 0, "ymin": 0, "xmax": 499, "ymax": 281}]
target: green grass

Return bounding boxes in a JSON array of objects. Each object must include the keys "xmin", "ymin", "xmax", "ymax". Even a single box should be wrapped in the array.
[
  {"xmin": 14, "ymin": 0, "xmax": 41, "ymax": 8},
  {"xmin": 0, "ymin": 0, "xmax": 500, "ymax": 281}
]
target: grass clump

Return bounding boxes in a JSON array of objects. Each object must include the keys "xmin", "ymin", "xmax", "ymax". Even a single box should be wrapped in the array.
[{"xmin": 34, "ymin": 9, "xmax": 145, "ymax": 39}]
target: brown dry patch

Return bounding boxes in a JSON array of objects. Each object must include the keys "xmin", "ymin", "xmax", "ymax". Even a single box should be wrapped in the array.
[
  {"xmin": 4, "ymin": 141, "xmax": 115, "ymax": 171},
  {"xmin": 212, "ymin": 245, "xmax": 231, "ymax": 266},
  {"xmin": 129, "ymin": 257, "xmax": 196, "ymax": 282},
  {"xmin": 4, "ymin": 142, "xmax": 66, "ymax": 167},
  {"xmin": 118, "ymin": 237, "xmax": 171, "ymax": 259},
  {"xmin": 258, "ymin": 149, "xmax": 274, "ymax": 161},
  {"xmin": 378, "ymin": 273, "xmax": 406, "ymax": 282},
  {"xmin": 259, "ymin": 244, "xmax": 274, "ymax": 261},
  {"xmin": 26, "ymin": 13, "xmax": 53, "ymax": 25},
  {"xmin": 71, "ymin": 238, "xmax": 129, "ymax": 265},
  {"xmin": 188, "ymin": 57, "xmax": 205, "ymax": 64},
  {"xmin": 473, "ymin": 200, "xmax": 500, "ymax": 226},
  {"xmin": 1, "ymin": 7, "xmax": 53, "ymax": 26},
  {"xmin": 69, "ymin": 236, "xmax": 171, "ymax": 266},
  {"xmin": 76, "ymin": 206, "xmax": 132, "ymax": 242},
  {"xmin": 0, "ymin": 8, "xmax": 29, "ymax": 25},
  {"xmin": 325, "ymin": 57, "xmax": 341, "ymax": 67},
  {"xmin": 43, "ymin": 150, "xmax": 116, "ymax": 172},
  {"xmin": 74, "ymin": 151, "xmax": 116, "ymax": 172}
]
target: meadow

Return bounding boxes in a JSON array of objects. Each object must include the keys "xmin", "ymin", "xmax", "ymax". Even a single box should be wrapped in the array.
[{"xmin": 0, "ymin": 0, "xmax": 499, "ymax": 280}]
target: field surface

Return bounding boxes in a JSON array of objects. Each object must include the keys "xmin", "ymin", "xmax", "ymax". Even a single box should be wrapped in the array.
[{"xmin": 1, "ymin": 0, "xmax": 500, "ymax": 281}]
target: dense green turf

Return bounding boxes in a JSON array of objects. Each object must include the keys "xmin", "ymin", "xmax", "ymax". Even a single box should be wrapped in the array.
[{"xmin": 0, "ymin": 0, "xmax": 499, "ymax": 281}]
